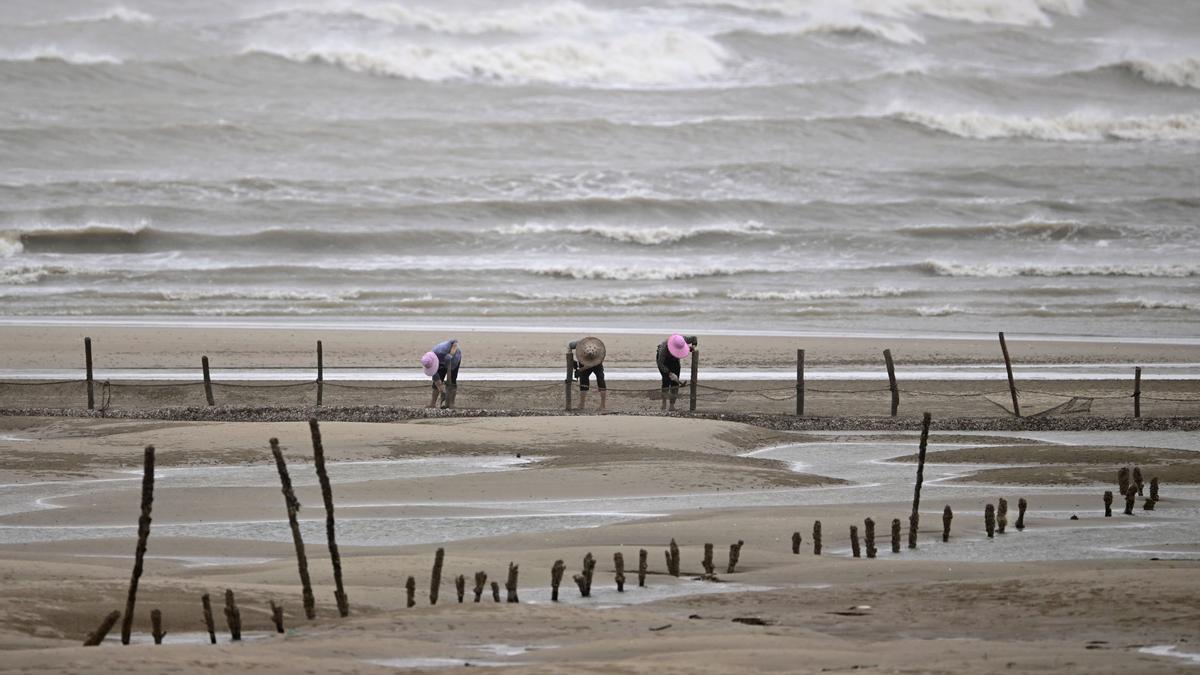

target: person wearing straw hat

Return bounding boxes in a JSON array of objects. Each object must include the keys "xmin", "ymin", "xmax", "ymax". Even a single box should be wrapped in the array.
[
  {"xmin": 421, "ymin": 338, "xmax": 461, "ymax": 408},
  {"xmin": 656, "ymin": 334, "xmax": 697, "ymax": 412},
  {"xmin": 569, "ymin": 336, "xmax": 607, "ymax": 412}
]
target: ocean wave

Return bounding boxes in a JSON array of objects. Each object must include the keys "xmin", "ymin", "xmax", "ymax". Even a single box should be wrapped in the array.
[
  {"xmin": 0, "ymin": 264, "xmax": 69, "ymax": 284},
  {"xmin": 894, "ymin": 111, "xmax": 1200, "ymax": 142},
  {"xmin": 0, "ymin": 47, "xmax": 124, "ymax": 65},
  {"xmin": 493, "ymin": 221, "xmax": 773, "ymax": 245},
  {"xmin": 244, "ymin": 28, "xmax": 731, "ymax": 87},
  {"xmin": 515, "ymin": 288, "xmax": 700, "ymax": 305},
  {"xmin": 920, "ymin": 261, "xmax": 1200, "ymax": 278},
  {"xmin": 2, "ymin": 221, "xmax": 151, "ymax": 254},
  {"xmin": 247, "ymin": 1, "xmax": 608, "ymax": 36},
  {"xmin": 1115, "ymin": 298, "xmax": 1200, "ymax": 313},
  {"xmin": 532, "ymin": 264, "xmax": 766, "ymax": 281},
  {"xmin": 721, "ymin": 19, "xmax": 923, "ymax": 44},
  {"xmin": 675, "ymin": 0, "xmax": 1083, "ymax": 26},
  {"xmin": 158, "ymin": 288, "xmax": 364, "ymax": 302},
  {"xmin": 899, "ymin": 218, "xmax": 1124, "ymax": 241},
  {"xmin": 915, "ymin": 304, "xmax": 969, "ymax": 317},
  {"xmin": 726, "ymin": 287, "xmax": 908, "ymax": 301},
  {"xmin": 1121, "ymin": 57, "xmax": 1200, "ymax": 90}
]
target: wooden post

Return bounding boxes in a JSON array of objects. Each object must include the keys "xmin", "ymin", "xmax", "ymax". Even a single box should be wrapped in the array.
[
  {"xmin": 1143, "ymin": 497, "xmax": 1156, "ymax": 511},
  {"xmin": 1133, "ymin": 467, "xmax": 1144, "ymax": 496},
  {"xmin": 573, "ymin": 553, "xmax": 596, "ymax": 597},
  {"xmin": 84, "ymin": 337, "xmax": 94, "ymax": 410},
  {"xmin": 614, "ymin": 552, "xmax": 625, "ymax": 592},
  {"xmin": 813, "ymin": 520, "xmax": 822, "ymax": 555},
  {"xmin": 316, "ymin": 340, "xmax": 324, "ymax": 407},
  {"xmin": 1103, "ymin": 491, "xmax": 1113, "ymax": 517},
  {"xmin": 702, "ymin": 543, "xmax": 714, "ymax": 575},
  {"xmin": 791, "ymin": 531, "xmax": 801, "ymax": 554},
  {"xmin": 564, "ymin": 351, "xmax": 573, "ymax": 412},
  {"xmin": 1133, "ymin": 367, "xmax": 1141, "ymax": 418},
  {"xmin": 505, "ymin": 562, "xmax": 519, "ymax": 603},
  {"xmin": 666, "ymin": 539, "xmax": 680, "ymax": 577},
  {"xmin": 310, "ymin": 419, "xmax": 349, "ymax": 617},
  {"xmin": 689, "ymin": 348, "xmax": 698, "ymax": 412},
  {"xmin": 83, "ymin": 610, "xmax": 121, "ymax": 646},
  {"xmin": 151, "ymin": 609, "xmax": 165, "ymax": 644},
  {"xmin": 1124, "ymin": 489, "xmax": 1136, "ymax": 515},
  {"xmin": 429, "ymin": 547, "xmax": 444, "ymax": 606},
  {"xmin": 269, "ymin": 601, "xmax": 285, "ymax": 633},
  {"xmin": 909, "ymin": 412, "xmax": 931, "ymax": 549},
  {"xmin": 406, "ymin": 576, "xmax": 416, "ymax": 608},
  {"xmin": 884, "ymin": 349, "xmax": 899, "ymax": 417},
  {"xmin": 1150, "ymin": 477, "xmax": 1159, "ymax": 501},
  {"xmin": 891, "ymin": 519, "xmax": 901, "ymax": 553},
  {"xmin": 1118, "ymin": 467, "xmax": 1131, "ymax": 496},
  {"xmin": 551, "ymin": 560, "xmax": 565, "ymax": 601},
  {"xmin": 1016, "ymin": 498, "xmax": 1027, "ymax": 531},
  {"xmin": 455, "ymin": 575, "xmax": 465, "ymax": 603},
  {"xmin": 638, "ymin": 549, "xmax": 647, "ymax": 587},
  {"xmin": 472, "ymin": 572, "xmax": 486, "ymax": 603},
  {"xmin": 850, "ymin": 526, "xmax": 861, "ymax": 558},
  {"xmin": 727, "ymin": 540, "xmax": 743, "ymax": 573},
  {"xmin": 985, "ymin": 504, "xmax": 995, "ymax": 538},
  {"xmin": 942, "ymin": 506, "xmax": 953, "ymax": 542},
  {"xmin": 490, "ymin": 582, "xmax": 500, "ymax": 603},
  {"xmin": 999, "ymin": 332, "xmax": 1020, "ymax": 417},
  {"xmin": 997, "ymin": 497, "xmax": 1008, "ymax": 534},
  {"xmin": 864, "ymin": 519, "xmax": 876, "ymax": 559},
  {"xmin": 121, "ymin": 445, "xmax": 155, "ymax": 645},
  {"xmin": 201, "ymin": 356, "xmax": 215, "ymax": 406},
  {"xmin": 223, "ymin": 589, "xmax": 241, "ymax": 642},
  {"xmin": 201, "ymin": 593, "xmax": 216, "ymax": 644},
  {"xmin": 796, "ymin": 349, "xmax": 805, "ymax": 416},
  {"xmin": 269, "ymin": 438, "xmax": 316, "ymax": 620}
]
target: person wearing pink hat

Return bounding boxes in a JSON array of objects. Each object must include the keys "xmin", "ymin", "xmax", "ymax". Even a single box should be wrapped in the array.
[
  {"xmin": 422, "ymin": 338, "xmax": 461, "ymax": 408},
  {"xmin": 656, "ymin": 334, "xmax": 697, "ymax": 412}
]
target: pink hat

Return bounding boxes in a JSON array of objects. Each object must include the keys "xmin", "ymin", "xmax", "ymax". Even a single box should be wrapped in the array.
[
  {"xmin": 420, "ymin": 351, "xmax": 439, "ymax": 376},
  {"xmin": 667, "ymin": 334, "xmax": 690, "ymax": 359}
]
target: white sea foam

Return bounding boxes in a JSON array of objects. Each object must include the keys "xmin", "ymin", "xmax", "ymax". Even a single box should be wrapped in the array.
[
  {"xmin": 246, "ymin": 29, "xmax": 732, "ymax": 87},
  {"xmin": 1118, "ymin": 298, "xmax": 1200, "ymax": 312},
  {"xmin": 494, "ymin": 221, "xmax": 773, "ymax": 245},
  {"xmin": 0, "ymin": 234, "xmax": 23, "ymax": 258},
  {"xmin": 0, "ymin": 265, "xmax": 67, "ymax": 284},
  {"xmin": 0, "ymin": 47, "xmax": 123, "ymax": 65},
  {"xmin": 896, "ymin": 111, "xmax": 1200, "ymax": 142},
  {"xmin": 922, "ymin": 261, "xmax": 1200, "ymax": 278},
  {"xmin": 290, "ymin": 1, "xmax": 611, "ymax": 36},
  {"xmin": 676, "ymin": 0, "xmax": 1083, "ymax": 26},
  {"xmin": 1124, "ymin": 57, "xmax": 1200, "ymax": 90},
  {"xmin": 159, "ymin": 289, "xmax": 364, "ymax": 303},
  {"xmin": 533, "ymin": 265, "xmax": 762, "ymax": 281},
  {"xmin": 916, "ymin": 304, "xmax": 968, "ymax": 317},
  {"xmin": 516, "ymin": 288, "xmax": 699, "ymax": 305},
  {"xmin": 727, "ymin": 287, "xmax": 907, "ymax": 301},
  {"xmin": 63, "ymin": 6, "xmax": 155, "ymax": 24}
]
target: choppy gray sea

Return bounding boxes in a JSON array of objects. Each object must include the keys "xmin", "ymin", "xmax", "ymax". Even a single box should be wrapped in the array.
[{"xmin": 1, "ymin": 0, "xmax": 1197, "ymax": 337}]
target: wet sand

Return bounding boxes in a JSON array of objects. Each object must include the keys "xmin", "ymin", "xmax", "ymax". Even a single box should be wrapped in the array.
[{"xmin": 0, "ymin": 414, "xmax": 1198, "ymax": 673}]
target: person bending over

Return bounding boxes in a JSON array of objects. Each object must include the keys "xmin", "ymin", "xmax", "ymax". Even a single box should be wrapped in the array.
[
  {"xmin": 420, "ymin": 338, "xmax": 461, "ymax": 408},
  {"xmin": 569, "ymin": 336, "xmax": 607, "ymax": 412},
  {"xmin": 656, "ymin": 334, "xmax": 697, "ymax": 412}
]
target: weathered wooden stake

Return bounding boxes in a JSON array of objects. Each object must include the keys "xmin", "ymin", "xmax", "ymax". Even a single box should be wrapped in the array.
[
  {"xmin": 884, "ymin": 349, "xmax": 899, "ymax": 417},
  {"xmin": 490, "ymin": 582, "xmax": 500, "ymax": 603},
  {"xmin": 1124, "ymin": 489, "xmax": 1136, "ymax": 515},
  {"xmin": 1016, "ymin": 498, "xmax": 1027, "ymax": 531},
  {"xmin": 310, "ymin": 419, "xmax": 349, "ymax": 617},
  {"xmin": 472, "ymin": 571, "xmax": 486, "ymax": 603},
  {"xmin": 269, "ymin": 601, "xmax": 285, "ymax": 633},
  {"xmin": 864, "ymin": 519, "xmax": 876, "ymax": 559},
  {"xmin": 727, "ymin": 540, "xmax": 744, "ymax": 573},
  {"xmin": 849, "ymin": 525, "xmax": 861, "ymax": 558},
  {"xmin": 1133, "ymin": 367, "xmax": 1142, "ymax": 418},
  {"xmin": 223, "ymin": 589, "xmax": 241, "ymax": 642},
  {"xmin": 813, "ymin": 520, "xmax": 822, "ymax": 555},
  {"xmin": 891, "ymin": 518, "xmax": 901, "ymax": 553},
  {"xmin": 1133, "ymin": 467, "xmax": 1144, "ymax": 496},
  {"xmin": 796, "ymin": 349, "xmax": 805, "ymax": 416},
  {"xmin": 151, "ymin": 609, "xmax": 165, "ymax": 644},
  {"xmin": 614, "ymin": 552, "xmax": 625, "ymax": 592},
  {"xmin": 564, "ymin": 351, "xmax": 573, "ymax": 411},
  {"xmin": 505, "ymin": 562, "xmax": 519, "ymax": 603},
  {"xmin": 702, "ymin": 543, "xmax": 715, "ymax": 575},
  {"xmin": 1143, "ymin": 497, "xmax": 1156, "ymax": 511},
  {"xmin": 910, "ymin": 412, "xmax": 931, "ymax": 549},
  {"xmin": 83, "ymin": 610, "xmax": 120, "ymax": 646},
  {"xmin": 791, "ymin": 531, "xmax": 801, "ymax": 554},
  {"xmin": 638, "ymin": 549, "xmax": 647, "ymax": 587},
  {"xmin": 316, "ymin": 340, "xmax": 324, "ymax": 407},
  {"xmin": 997, "ymin": 497, "xmax": 1008, "ymax": 534},
  {"xmin": 202, "ymin": 355, "xmax": 215, "ymax": 406},
  {"xmin": 666, "ymin": 539, "xmax": 680, "ymax": 577},
  {"xmin": 269, "ymin": 438, "xmax": 316, "ymax": 620},
  {"xmin": 406, "ymin": 576, "xmax": 416, "ymax": 608},
  {"xmin": 998, "ymin": 332, "xmax": 1020, "ymax": 417},
  {"xmin": 689, "ymin": 347, "xmax": 699, "ymax": 412},
  {"xmin": 455, "ymin": 575, "xmax": 466, "ymax": 603},
  {"xmin": 84, "ymin": 337, "xmax": 95, "ymax": 410},
  {"xmin": 121, "ymin": 445, "xmax": 155, "ymax": 645},
  {"xmin": 201, "ymin": 593, "xmax": 216, "ymax": 644},
  {"xmin": 573, "ymin": 553, "xmax": 596, "ymax": 597},
  {"xmin": 942, "ymin": 505, "xmax": 953, "ymax": 542},
  {"xmin": 430, "ymin": 547, "xmax": 445, "ymax": 606},
  {"xmin": 1118, "ymin": 467, "xmax": 1131, "ymax": 496},
  {"xmin": 551, "ymin": 560, "xmax": 565, "ymax": 601},
  {"xmin": 985, "ymin": 504, "xmax": 995, "ymax": 538},
  {"xmin": 1150, "ymin": 477, "xmax": 1159, "ymax": 501},
  {"xmin": 1103, "ymin": 491, "xmax": 1113, "ymax": 517}
]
